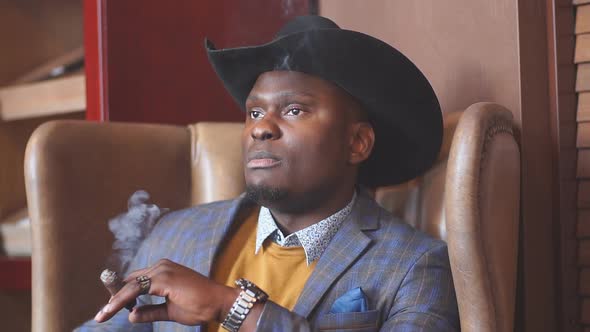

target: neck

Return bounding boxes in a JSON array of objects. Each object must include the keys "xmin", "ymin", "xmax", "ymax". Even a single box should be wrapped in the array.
[{"xmin": 268, "ymin": 187, "xmax": 356, "ymax": 235}]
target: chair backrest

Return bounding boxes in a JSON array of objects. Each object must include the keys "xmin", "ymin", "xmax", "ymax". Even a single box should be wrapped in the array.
[
  {"xmin": 25, "ymin": 102, "xmax": 519, "ymax": 332},
  {"xmin": 188, "ymin": 122, "xmax": 245, "ymax": 205}
]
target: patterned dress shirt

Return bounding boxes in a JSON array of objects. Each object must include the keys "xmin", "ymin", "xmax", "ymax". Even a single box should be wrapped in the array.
[{"xmin": 255, "ymin": 192, "xmax": 357, "ymax": 265}]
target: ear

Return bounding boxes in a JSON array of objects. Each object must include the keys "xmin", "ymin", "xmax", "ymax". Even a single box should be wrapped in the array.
[{"xmin": 348, "ymin": 122, "xmax": 375, "ymax": 165}]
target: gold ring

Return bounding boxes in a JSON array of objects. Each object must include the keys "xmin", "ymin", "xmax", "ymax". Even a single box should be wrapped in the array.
[{"xmin": 136, "ymin": 275, "xmax": 151, "ymax": 295}]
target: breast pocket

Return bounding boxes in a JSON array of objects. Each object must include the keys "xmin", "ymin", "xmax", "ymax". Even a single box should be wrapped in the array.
[{"xmin": 317, "ymin": 309, "xmax": 380, "ymax": 332}]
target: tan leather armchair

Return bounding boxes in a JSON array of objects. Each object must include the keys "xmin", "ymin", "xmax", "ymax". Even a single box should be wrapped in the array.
[{"xmin": 24, "ymin": 102, "xmax": 520, "ymax": 332}]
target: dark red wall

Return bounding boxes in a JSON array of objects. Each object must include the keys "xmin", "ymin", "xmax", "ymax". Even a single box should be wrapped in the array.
[{"xmin": 84, "ymin": 0, "xmax": 311, "ymax": 124}]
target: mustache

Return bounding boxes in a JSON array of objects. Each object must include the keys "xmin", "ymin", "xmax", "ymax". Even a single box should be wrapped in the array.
[{"xmin": 246, "ymin": 151, "xmax": 281, "ymax": 162}]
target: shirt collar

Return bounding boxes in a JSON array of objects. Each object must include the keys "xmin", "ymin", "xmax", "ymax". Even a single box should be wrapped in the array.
[{"xmin": 255, "ymin": 192, "xmax": 357, "ymax": 265}]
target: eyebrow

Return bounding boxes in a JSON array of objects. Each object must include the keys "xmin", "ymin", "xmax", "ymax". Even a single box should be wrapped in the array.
[{"xmin": 246, "ymin": 91, "xmax": 315, "ymax": 103}]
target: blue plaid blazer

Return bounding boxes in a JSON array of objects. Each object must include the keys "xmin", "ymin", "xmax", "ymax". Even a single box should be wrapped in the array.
[{"xmin": 76, "ymin": 192, "xmax": 459, "ymax": 331}]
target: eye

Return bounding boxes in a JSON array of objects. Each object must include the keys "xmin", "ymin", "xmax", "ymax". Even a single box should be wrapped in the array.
[
  {"xmin": 249, "ymin": 109, "xmax": 264, "ymax": 119},
  {"xmin": 285, "ymin": 107, "xmax": 302, "ymax": 116}
]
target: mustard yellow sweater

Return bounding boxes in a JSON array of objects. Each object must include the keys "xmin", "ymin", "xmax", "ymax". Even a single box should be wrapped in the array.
[{"xmin": 209, "ymin": 208, "xmax": 317, "ymax": 332}]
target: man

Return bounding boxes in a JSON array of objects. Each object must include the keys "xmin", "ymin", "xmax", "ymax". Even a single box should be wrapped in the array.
[{"xmin": 79, "ymin": 15, "xmax": 458, "ymax": 331}]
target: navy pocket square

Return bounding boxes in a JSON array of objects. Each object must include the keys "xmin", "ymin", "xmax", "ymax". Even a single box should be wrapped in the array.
[{"xmin": 329, "ymin": 287, "xmax": 368, "ymax": 313}]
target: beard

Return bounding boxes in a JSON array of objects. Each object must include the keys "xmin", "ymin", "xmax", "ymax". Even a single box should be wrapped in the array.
[
  {"xmin": 245, "ymin": 183, "xmax": 331, "ymax": 215},
  {"xmin": 245, "ymin": 184, "xmax": 288, "ymax": 207}
]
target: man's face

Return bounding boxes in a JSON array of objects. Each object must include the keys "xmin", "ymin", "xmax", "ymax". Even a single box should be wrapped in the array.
[{"xmin": 243, "ymin": 71, "xmax": 366, "ymax": 212}]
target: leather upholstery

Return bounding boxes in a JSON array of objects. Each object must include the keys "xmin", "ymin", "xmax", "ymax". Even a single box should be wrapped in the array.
[
  {"xmin": 188, "ymin": 122, "xmax": 245, "ymax": 205},
  {"xmin": 445, "ymin": 103, "xmax": 520, "ymax": 332},
  {"xmin": 24, "ymin": 102, "xmax": 520, "ymax": 332}
]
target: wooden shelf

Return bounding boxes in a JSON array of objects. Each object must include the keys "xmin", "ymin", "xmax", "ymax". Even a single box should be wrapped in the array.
[
  {"xmin": 0, "ymin": 74, "xmax": 85, "ymax": 121},
  {"xmin": 12, "ymin": 47, "xmax": 84, "ymax": 85}
]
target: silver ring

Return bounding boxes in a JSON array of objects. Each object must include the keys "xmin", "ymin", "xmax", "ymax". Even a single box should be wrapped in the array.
[{"xmin": 136, "ymin": 275, "xmax": 151, "ymax": 295}]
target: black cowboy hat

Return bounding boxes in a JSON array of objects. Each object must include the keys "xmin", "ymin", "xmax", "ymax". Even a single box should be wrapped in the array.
[{"xmin": 205, "ymin": 15, "xmax": 442, "ymax": 187}]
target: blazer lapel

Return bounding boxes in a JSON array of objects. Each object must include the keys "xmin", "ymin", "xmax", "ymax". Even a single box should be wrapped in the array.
[
  {"xmin": 293, "ymin": 193, "xmax": 380, "ymax": 317},
  {"xmin": 193, "ymin": 194, "xmax": 256, "ymax": 277}
]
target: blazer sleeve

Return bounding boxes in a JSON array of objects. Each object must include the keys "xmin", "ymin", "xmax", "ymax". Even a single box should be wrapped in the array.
[
  {"xmin": 383, "ymin": 244, "xmax": 459, "ymax": 331},
  {"xmin": 73, "ymin": 289, "xmax": 156, "ymax": 332},
  {"xmin": 73, "ymin": 314, "xmax": 152, "ymax": 332}
]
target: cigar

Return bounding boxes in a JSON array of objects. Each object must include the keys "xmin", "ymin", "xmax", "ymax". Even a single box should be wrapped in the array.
[{"xmin": 100, "ymin": 269, "xmax": 136, "ymax": 311}]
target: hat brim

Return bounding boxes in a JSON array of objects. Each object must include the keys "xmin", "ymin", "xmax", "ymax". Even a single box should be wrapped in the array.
[{"xmin": 206, "ymin": 29, "xmax": 443, "ymax": 187}]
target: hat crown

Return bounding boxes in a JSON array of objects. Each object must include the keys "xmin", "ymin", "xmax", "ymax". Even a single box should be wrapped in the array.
[{"xmin": 275, "ymin": 15, "xmax": 340, "ymax": 38}]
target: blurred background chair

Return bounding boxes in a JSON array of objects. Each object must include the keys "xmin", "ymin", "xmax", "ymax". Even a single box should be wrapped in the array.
[{"xmin": 24, "ymin": 102, "xmax": 519, "ymax": 332}]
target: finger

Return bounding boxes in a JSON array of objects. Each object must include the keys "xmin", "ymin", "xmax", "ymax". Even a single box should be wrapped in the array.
[
  {"xmin": 124, "ymin": 266, "xmax": 154, "ymax": 283},
  {"xmin": 124, "ymin": 259, "xmax": 173, "ymax": 283},
  {"xmin": 96, "ymin": 261, "xmax": 178, "ymax": 322},
  {"xmin": 129, "ymin": 303, "xmax": 170, "ymax": 323},
  {"xmin": 94, "ymin": 278, "xmax": 145, "ymax": 322}
]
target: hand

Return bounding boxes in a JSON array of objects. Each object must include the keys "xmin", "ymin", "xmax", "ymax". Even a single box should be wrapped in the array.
[{"xmin": 94, "ymin": 259, "xmax": 239, "ymax": 325}]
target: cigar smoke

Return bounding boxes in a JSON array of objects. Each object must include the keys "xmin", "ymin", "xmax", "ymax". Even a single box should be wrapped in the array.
[
  {"xmin": 277, "ymin": 54, "xmax": 292, "ymax": 71},
  {"xmin": 107, "ymin": 190, "xmax": 168, "ymax": 273},
  {"xmin": 275, "ymin": 34, "xmax": 311, "ymax": 72}
]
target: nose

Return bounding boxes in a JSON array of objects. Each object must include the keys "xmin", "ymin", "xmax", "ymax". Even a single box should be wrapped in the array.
[{"xmin": 250, "ymin": 116, "xmax": 281, "ymax": 141}]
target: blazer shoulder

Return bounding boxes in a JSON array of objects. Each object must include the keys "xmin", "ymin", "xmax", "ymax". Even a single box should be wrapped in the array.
[
  {"xmin": 133, "ymin": 196, "xmax": 245, "ymax": 261},
  {"xmin": 363, "ymin": 198, "xmax": 448, "ymax": 264},
  {"xmin": 146, "ymin": 196, "xmax": 244, "ymax": 238}
]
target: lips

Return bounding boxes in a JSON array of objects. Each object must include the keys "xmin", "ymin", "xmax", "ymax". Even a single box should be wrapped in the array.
[{"xmin": 246, "ymin": 151, "xmax": 282, "ymax": 169}]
